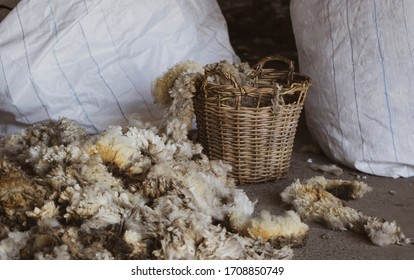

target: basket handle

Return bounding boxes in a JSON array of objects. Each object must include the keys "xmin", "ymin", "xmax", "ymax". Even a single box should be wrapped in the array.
[
  {"xmin": 201, "ymin": 68, "xmax": 246, "ymax": 108},
  {"xmin": 202, "ymin": 68, "xmax": 241, "ymax": 89},
  {"xmin": 250, "ymin": 55, "xmax": 295, "ymax": 82}
]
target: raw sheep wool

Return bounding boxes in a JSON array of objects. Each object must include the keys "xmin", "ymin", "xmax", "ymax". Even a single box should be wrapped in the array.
[
  {"xmin": 0, "ymin": 117, "xmax": 305, "ymax": 260},
  {"xmin": 281, "ymin": 177, "xmax": 412, "ymax": 246}
]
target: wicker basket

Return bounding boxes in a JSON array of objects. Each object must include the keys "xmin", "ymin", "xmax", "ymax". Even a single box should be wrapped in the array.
[{"xmin": 194, "ymin": 55, "xmax": 311, "ymax": 184}]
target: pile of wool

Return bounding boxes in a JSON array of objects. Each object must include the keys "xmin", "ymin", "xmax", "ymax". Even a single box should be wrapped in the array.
[
  {"xmin": 281, "ymin": 176, "xmax": 412, "ymax": 246},
  {"xmin": 0, "ymin": 61, "xmax": 311, "ymax": 260},
  {"xmin": 0, "ymin": 117, "xmax": 305, "ymax": 260}
]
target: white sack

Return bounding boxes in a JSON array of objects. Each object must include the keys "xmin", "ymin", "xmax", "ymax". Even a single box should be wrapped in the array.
[
  {"xmin": 0, "ymin": 0, "xmax": 238, "ymax": 135},
  {"xmin": 291, "ymin": 0, "xmax": 414, "ymax": 178}
]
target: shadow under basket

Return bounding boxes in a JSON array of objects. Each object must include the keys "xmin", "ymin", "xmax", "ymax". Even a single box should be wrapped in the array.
[{"xmin": 194, "ymin": 55, "xmax": 311, "ymax": 184}]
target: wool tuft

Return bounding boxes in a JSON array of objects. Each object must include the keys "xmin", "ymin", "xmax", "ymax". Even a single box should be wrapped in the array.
[{"xmin": 281, "ymin": 176, "xmax": 411, "ymax": 246}]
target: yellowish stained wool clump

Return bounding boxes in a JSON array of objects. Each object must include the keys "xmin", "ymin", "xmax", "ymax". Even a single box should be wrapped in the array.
[
  {"xmin": 152, "ymin": 61, "xmax": 204, "ymax": 107},
  {"xmin": 247, "ymin": 210, "xmax": 309, "ymax": 247}
]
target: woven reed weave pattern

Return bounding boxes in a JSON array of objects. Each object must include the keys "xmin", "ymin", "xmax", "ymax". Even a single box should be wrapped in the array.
[{"xmin": 195, "ymin": 56, "xmax": 311, "ymax": 184}]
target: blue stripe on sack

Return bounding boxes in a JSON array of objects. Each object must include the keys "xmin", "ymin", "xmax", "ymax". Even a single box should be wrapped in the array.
[
  {"xmin": 0, "ymin": 54, "xmax": 30, "ymax": 123},
  {"xmin": 200, "ymin": 23, "xmax": 238, "ymax": 59},
  {"xmin": 79, "ymin": 23, "xmax": 128, "ymax": 122},
  {"xmin": 16, "ymin": 6, "xmax": 52, "ymax": 120},
  {"xmin": 373, "ymin": 0, "xmax": 399, "ymax": 162},
  {"xmin": 401, "ymin": 0, "xmax": 414, "ymax": 74},
  {"xmin": 401, "ymin": 0, "xmax": 414, "ymax": 177},
  {"xmin": 326, "ymin": 1, "xmax": 344, "ymax": 150},
  {"xmin": 176, "ymin": 0, "xmax": 236, "ymax": 60},
  {"xmin": 52, "ymin": 49, "xmax": 99, "ymax": 133},
  {"xmin": 48, "ymin": 2, "xmax": 99, "ymax": 133},
  {"xmin": 346, "ymin": 0, "xmax": 375, "ymax": 173},
  {"xmin": 47, "ymin": 0, "xmax": 58, "ymax": 37},
  {"xmin": 84, "ymin": 0, "xmax": 89, "ymax": 13},
  {"xmin": 99, "ymin": 4, "xmax": 157, "ymax": 119}
]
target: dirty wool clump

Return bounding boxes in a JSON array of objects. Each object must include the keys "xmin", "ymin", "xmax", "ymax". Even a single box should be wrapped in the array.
[
  {"xmin": 281, "ymin": 176, "xmax": 412, "ymax": 246},
  {"xmin": 0, "ymin": 118, "xmax": 299, "ymax": 260},
  {"xmin": 0, "ymin": 61, "xmax": 309, "ymax": 260}
]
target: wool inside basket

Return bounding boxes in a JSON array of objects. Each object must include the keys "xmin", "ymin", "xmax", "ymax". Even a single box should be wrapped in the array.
[{"xmin": 194, "ymin": 55, "xmax": 311, "ymax": 184}]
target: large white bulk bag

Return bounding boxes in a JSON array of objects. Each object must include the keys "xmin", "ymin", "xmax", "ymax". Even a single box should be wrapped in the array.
[
  {"xmin": 0, "ymin": 0, "xmax": 238, "ymax": 135},
  {"xmin": 291, "ymin": 0, "xmax": 414, "ymax": 178}
]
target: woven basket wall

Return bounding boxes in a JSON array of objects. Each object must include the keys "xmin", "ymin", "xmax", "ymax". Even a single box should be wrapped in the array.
[{"xmin": 194, "ymin": 55, "xmax": 311, "ymax": 184}]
